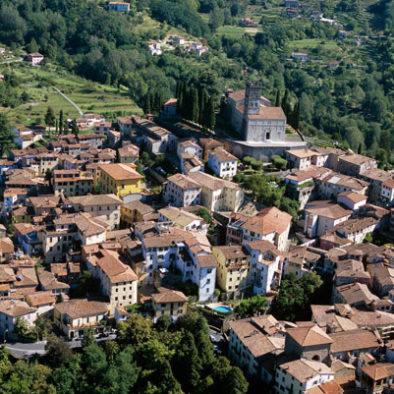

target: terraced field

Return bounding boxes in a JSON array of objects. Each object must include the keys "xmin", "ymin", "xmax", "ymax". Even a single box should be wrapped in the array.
[{"xmin": 0, "ymin": 62, "xmax": 142, "ymax": 125}]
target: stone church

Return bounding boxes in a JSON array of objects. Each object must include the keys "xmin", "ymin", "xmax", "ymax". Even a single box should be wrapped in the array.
[{"xmin": 226, "ymin": 82, "xmax": 287, "ymax": 143}]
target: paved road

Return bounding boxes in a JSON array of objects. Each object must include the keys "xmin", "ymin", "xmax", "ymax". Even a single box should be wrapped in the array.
[
  {"xmin": 6, "ymin": 341, "xmax": 47, "ymax": 357},
  {"xmin": 53, "ymin": 86, "xmax": 84, "ymax": 116},
  {"xmin": 6, "ymin": 334, "xmax": 116, "ymax": 358}
]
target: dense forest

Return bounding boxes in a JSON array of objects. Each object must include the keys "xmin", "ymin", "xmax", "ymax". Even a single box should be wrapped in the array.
[
  {"xmin": 0, "ymin": 0, "xmax": 392, "ymax": 160},
  {"xmin": 0, "ymin": 313, "xmax": 248, "ymax": 394}
]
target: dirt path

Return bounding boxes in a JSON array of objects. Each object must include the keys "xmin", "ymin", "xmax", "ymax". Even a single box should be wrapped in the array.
[{"xmin": 53, "ymin": 86, "xmax": 84, "ymax": 116}]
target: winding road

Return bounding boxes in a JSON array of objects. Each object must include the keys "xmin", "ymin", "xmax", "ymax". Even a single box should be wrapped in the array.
[
  {"xmin": 6, "ymin": 334, "xmax": 116, "ymax": 358},
  {"xmin": 53, "ymin": 87, "xmax": 84, "ymax": 116}
]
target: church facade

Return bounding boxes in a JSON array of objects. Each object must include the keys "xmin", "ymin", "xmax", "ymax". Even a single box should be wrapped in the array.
[{"xmin": 226, "ymin": 82, "xmax": 287, "ymax": 143}]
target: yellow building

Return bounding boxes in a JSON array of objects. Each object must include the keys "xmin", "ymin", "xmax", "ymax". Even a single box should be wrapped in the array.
[
  {"xmin": 151, "ymin": 287, "xmax": 188, "ymax": 322},
  {"xmin": 212, "ymin": 245, "xmax": 251, "ymax": 298},
  {"xmin": 99, "ymin": 163, "xmax": 143, "ymax": 198}
]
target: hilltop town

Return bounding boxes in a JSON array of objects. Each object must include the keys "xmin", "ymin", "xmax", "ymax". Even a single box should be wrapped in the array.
[
  {"xmin": 0, "ymin": 0, "xmax": 393, "ymax": 391},
  {"xmin": 0, "ymin": 76, "xmax": 393, "ymax": 392}
]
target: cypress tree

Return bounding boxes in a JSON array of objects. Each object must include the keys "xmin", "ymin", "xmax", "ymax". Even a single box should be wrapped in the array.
[
  {"xmin": 145, "ymin": 94, "xmax": 152, "ymax": 114},
  {"xmin": 275, "ymin": 90, "xmax": 281, "ymax": 107},
  {"xmin": 59, "ymin": 110, "xmax": 63, "ymax": 133},
  {"xmin": 175, "ymin": 81, "xmax": 181, "ymax": 99},
  {"xmin": 178, "ymin": 84, "xmax": 184, "ymax": 115},
  {"xmin": 184, "ymin": 88, "xmax": 193, "ymax": 120},
  {"xmin": 71, "ymin": 119, "xmax": 79, "ymax": 137},
  {"xmin": 206, "ymin": 97, "xmax": 216, "ymax": 130},
  {"xmin": 199, "ymin": 89, "xmax": 207, "ymax": 126},
  {"xmin": 292, "ymin": 101, "xmax": 300, "ymax": 130},
  {"xmin": 281, "ymin": 89, "xmax": 291, "ymax": 117},
  {"xmin": 191, "ymin": 88, "xmax": 200, "ymax": 123}
]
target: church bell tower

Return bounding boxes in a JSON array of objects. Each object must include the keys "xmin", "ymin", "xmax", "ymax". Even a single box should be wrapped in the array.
[{"xmin": 244, "ymin": 81, "xmax": 262, "ymax": 116}]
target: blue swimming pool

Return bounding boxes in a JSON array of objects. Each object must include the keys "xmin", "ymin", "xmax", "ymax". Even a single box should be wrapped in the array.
[{"xmin": 213, "ymin": 305, "xmax": 233, "ymax": 314}]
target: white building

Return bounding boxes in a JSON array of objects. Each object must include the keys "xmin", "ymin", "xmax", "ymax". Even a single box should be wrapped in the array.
[
  {"xmin": 88, "ymin": 249, "xmax": 138, "ymax": 314},
  {"xmin": 227, "ymin": 207, "xmax": 292, "ymax": 252},
  {"xmin": 177, "ymin": 139, "xmax": 202, "ymax": 159},
  {"xmin": 13, "ymin": 126, "xmax": 44, "ymax": 149},
  {"xmin": 244, "ymin": 240, "xmax": 282, "ymax": 295},
  {"xmin": 141, "ymin": 229, "xmax": 216, "ymax": 301},
  {"xmin": 304, "ymin": 201, "xmax": 352, "ymax": 238},
  {"xmin": 158, "ymin": 206, "xmax": 208, "ymax": 234},
  {"xmin": 0, "ymin": 300, "xmax": 37, "ymax": 337},
  {"xmin": 163, "ymin": 174, "xmax": 201, "ymax": 207},
  {"xmin": 337, "ymin": 191, "xmax": 367, "ymax": 211},
  {"xmin": 275, "ymin": 359, "xmax": 334, "ymax": 393},
  {"xmin": 207, "ymin": 148, "xmax": 238, "ymax": 179},
  {"xmin": 25, "ymin": 291, "xmax": 56, "ymax": 317},
  {"xmin": 381, "ymin": 179, "xmax": 394, "ymax": 206},
  {"xmin": 286, "ymin": 148, "xmax": 329, "ymax": 170},
  {"xmin": 189, "ymin": 171, "xmax": 244, "ymax": 213}
]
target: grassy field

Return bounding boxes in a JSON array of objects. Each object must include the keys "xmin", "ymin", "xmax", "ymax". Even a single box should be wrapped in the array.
[
  {"xmin": 216, "ymin": 25, "xmax": 261, "ymax": 38},
  {"xmin": 287, "ymin": 39, "xmax": 341, "ymax": 51},
  {"xmin": 0, "ymin": 62, "xmax": 142, "ymax": 125}
]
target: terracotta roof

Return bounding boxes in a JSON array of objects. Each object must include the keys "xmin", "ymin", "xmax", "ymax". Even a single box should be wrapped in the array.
[
  {"xmin": 360, "ymin": 168, "xmax": 391, "ymax": 182},
  {"xmin": 167, "ymin": 173, "xmax": 201, "ymax": 190},
  {"xmin": 337, "ymin": 191, "xmax": 368, "ymax": 203},
  {"xmin": 158, "ymin": 206, "xmax": 204, "ymax": 227},
  {"xmin": 310, "ymin": 304, "xmax": 358, "ymax": 332},
  {"xmin": 245, "ymin": 239, "xmax": 281, "ymax": 257},
  {"xmin": 330, "ymin": 329, "xmax": 381, "ymax": 353},
  {"xmin": 336, "ymin": 282, "xmax": 379, "ymax": 306},
  {"xmin": 14, "ymin": 268, "xmax": 38, "ymax": 288},
  {"xmin": 287, "ymin": 324, "xmax": 333, "ymax": 346},
  {"xmin": 50, "ymin": 263, "xmax": 68, "ymax": 276},
  {"xmin": 69, "ymin": 194, "xmax": 122, "ymax": 207},
  {"xmin": 118, "ymin": 144, "xmax": 139, "ymax": 158},
  {"xmin": 279, "ymin": 359, "xmax": 333, "ymax": 384},
  {"xmin": 287, "ymin": 148, "xmax": 322, "ymax": 159},
  {"xmin": 26, "ymin": 291, "xmax": 55, "ymax": 307},
  {"xmin": 210, "ymin": 148, "xmax": 237, "ymax": 162},
  {"xmin": 0, "ymin": 237, "xmax": 14, "ymax": 255},
  {"xmin": 307, "ymin": 380, "xmax": 344, "ymax": 394},
  {"xmin": 151, "ymin": 287, "xmax": 188, "ymax": 303},
  {"xmin": 55, "ymin": 299, "xmax": 108, "ymax": 319},
  {"xmin": 0, "ymin": 300, "xmax": 36, "ymax": 317},
  {"xmin": 321, "ymin": 173, "xmax": 369, "ymax": 191},
  {"xmin": 233, "ymin": 207, "xmax": 292, "ymax": 236},
  {"xmin": 123, "ymin": 200, "xmax": 155, "ymax": 214},
  {"xmin": 0, "ymin": 265, "xmax": 16, "ymax": 283},
  {"xmin": 383, "ymin": 178, "xmax": 394, "ymax": 189},
  {"xmin": 228, "ymin": 89, "xmax": 246, "ymax": 102},
  {"xmin": 367, "ymin": 263, "xmax": 394, "ymax": 288},
  {"xmin": 349, "ymin": 309, "xmax": 394, "ymax": 328},
  {"xmin": 199, "ymin": 138, "xmax": 223, "ymax": 150},
  {"xmin": 229, "ymin": 317, "xmax": 285, "ymax": 358},
  {"xmin": 361, "ymin": 363, "xmax": 394, "ymax": 381},
  {"xmin": 37, "ymin": 268, "xmax": 70, "ymax": 290},
  {"xmin": 195, "ymin": 254, "xmax": 217, "ymax": 268},
  {"xmin": 213, "ymin": 245, "xmax": 248, "ymax": 260},
  {"xmin": 339, "ymin": 153, "xmax": 376, "ymax": 166},
  {"xmin": 99, "ymin": 163, "xmax": 142, "ymax": 181},
  {"xmin": 236, "ymin": 104, "xmax": 286, "ymax": 120},
  {"xmin": 96, "ymin": 250, "xmax": 137, "ymax": 284},
  {"xmin": 28, "ymin": 195, "xmax": 59, "ymax": 208},
  {"xmin": 305, "ymin": 201, "xmax": 352, "ymax": 220},
  {"xmin": 189, "ymin": 171, "xmax": 241, "ymax": 191}
]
